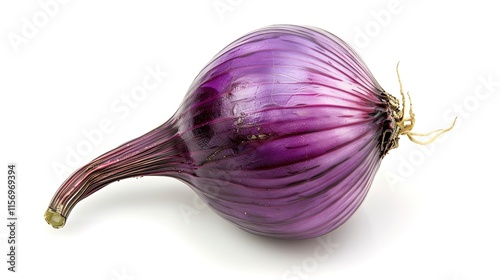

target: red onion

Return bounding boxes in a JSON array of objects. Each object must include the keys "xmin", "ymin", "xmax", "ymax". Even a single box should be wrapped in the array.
[{"xmin": 45, "ymin": 24, "xmax": 454, "ymax": 239}]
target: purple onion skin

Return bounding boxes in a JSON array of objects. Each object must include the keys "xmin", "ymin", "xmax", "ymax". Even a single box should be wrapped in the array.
[{"xmin": 45, "ymin": 25, "xmax": 400, "ymax": 239}]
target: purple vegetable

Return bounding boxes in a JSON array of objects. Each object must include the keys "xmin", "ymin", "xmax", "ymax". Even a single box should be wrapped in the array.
[{"xmin": 45, "ymin": 24, "xmax": 454, "ymax": 239}]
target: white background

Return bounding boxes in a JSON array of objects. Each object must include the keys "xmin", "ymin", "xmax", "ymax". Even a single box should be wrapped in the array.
[{"xmin": 1, "ymin": 0, "xmax": 499, "ymax": 279}]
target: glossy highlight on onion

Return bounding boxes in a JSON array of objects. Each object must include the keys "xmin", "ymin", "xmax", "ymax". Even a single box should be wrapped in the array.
[{"xmin": 45, "ymin": 24, "xmax": 454, "ymax": 239}]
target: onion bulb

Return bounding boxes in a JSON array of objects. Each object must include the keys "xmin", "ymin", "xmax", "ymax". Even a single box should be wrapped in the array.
[{"xmin": 45, "ymin": 24, "xmax": 455, "ymax": 239}]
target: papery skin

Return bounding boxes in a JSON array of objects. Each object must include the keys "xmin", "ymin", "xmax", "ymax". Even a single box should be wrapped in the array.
[{"xmin": 46, "ymin": 24, "xmax": 396, "ymax": 239}]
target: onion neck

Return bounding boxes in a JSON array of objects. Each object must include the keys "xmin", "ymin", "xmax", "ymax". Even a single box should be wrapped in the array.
[{"xmin": 45, "ymin": 119, "xmax": 192, "ymax": 228}]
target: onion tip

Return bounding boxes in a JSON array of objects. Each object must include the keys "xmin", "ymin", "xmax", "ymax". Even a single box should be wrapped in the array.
[{"xmin": 44, "ymin": 208, "xmax": 66, "ymax": 229}]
